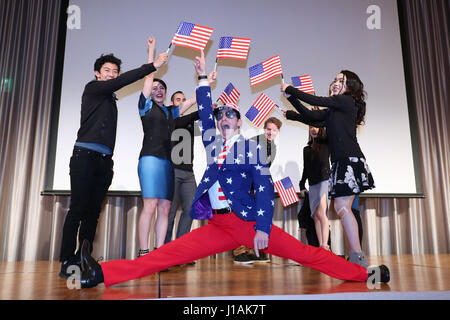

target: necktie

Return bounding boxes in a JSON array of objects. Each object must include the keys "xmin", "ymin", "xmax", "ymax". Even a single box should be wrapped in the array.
[
  {"xmin": 217, "ymin": 141, "xmax": 228, "ymax": 201},
  {"xmin": 217, "ymin": 141, "xmax": 228, "ymax": 168}
]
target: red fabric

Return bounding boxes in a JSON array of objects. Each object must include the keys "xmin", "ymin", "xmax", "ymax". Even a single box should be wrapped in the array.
[{"xmin": 101, "ymin": 213, "xmax": 368, "ymax": 287}]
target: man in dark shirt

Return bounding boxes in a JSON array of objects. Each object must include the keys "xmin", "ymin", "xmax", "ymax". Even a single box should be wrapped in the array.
[
  {"xmin": 59, "ymin": 44, "xmax": 168, "ymax": 279},
  {"xmin": 233, "ymin": 117, "xmax": 282, "ymax": 264},
  {"xmin": 164, "ymin": 91, "xmax": 199, "ymax": 246},
  {"xmin": 253, "ymin": 117, "xmax": 282, "ymax": 167}
]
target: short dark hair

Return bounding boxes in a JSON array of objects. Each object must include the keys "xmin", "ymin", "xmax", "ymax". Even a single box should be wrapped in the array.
[
  {"xmin": 170, "ymin": 90, "xmax": 184, "ymax": 103},
  {"xmin": 264, "ymin": 117, "xmax": 282, "ymax": 129},
  {"xmin": 153, "ymin": 78, "xmax": 167, "ymax": 91},
  {"xmin": 94, "ymin": 54, "xmax": 122, "ymax": 73}
]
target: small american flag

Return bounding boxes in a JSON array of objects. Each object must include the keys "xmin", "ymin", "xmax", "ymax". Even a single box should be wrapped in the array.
[
  {"xmin": 274, "ymin": 177, "xmax": 299, "ymax": 207},
  {"xmin": 291, "ymin": 75, "xmax": 315, "ymax": 93},
  {"xmin": 218, "ymin": 83, "xmax": 240, "ymax": 105},
  {"xmin": 245, "ymin": 93, "xmax": 276, "ymax": 127},
  {"xmin": 249, "ymin": 55, "xmax": 282, "ymax": 86},
  {"xmin": 217, "ymin": 36, "xmax": 251, "ymax": 60},
  {"xmin": 171, "ymin": 21, "xmax": 214, "ymax": 50}
]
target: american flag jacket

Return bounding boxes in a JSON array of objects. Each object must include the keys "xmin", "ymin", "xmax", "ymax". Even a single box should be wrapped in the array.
[{"xmin": 189, "ymin": 84, "xmax": 274, "ymax": 235}]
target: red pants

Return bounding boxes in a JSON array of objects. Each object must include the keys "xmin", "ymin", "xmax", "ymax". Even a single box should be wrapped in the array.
[{"xmin": 101, "ymin": 213, "xmax": 368, "ymax": 287}]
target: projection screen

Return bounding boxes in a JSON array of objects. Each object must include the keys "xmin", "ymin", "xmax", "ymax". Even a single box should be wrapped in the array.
[{"xmin": 48, "ymin": 0, "xmax": 421, "ymax": 196}]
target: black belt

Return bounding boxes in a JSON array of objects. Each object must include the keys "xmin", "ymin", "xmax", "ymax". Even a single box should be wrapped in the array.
[{"xmin": 212, "ymin": 207, "xmax": 232, "ymax": 214}]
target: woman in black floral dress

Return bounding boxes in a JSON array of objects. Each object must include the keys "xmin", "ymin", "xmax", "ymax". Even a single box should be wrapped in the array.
[{"xmin": 281, "ymin": 71, "xmax": 374, "ymax": 268}]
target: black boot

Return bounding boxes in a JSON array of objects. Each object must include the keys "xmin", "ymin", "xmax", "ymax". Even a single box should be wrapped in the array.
[{"xmin": 80, "ymin": 240, "xmax": 104, "ymax": 288}]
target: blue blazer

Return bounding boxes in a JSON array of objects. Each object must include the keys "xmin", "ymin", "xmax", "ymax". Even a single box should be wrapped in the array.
[{"xmin": 189, "ymin": 85, "xmax": 274, "ymax": 235}]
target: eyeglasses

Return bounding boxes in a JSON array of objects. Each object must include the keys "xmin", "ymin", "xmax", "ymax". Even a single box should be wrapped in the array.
[{"xmin": 214, "ymin": 109, "xmax": 238, "ymax": 121}]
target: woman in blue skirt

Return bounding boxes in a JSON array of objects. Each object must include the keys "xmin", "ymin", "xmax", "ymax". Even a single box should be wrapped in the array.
[{"xmin": 136, "ymin": 36, "xmax": 193, "ymax": 256}]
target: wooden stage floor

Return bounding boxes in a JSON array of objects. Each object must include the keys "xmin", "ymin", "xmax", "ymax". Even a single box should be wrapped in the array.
[{"xmin": 1, "ymin": 254, "xmax": 449, "ymax": 300}]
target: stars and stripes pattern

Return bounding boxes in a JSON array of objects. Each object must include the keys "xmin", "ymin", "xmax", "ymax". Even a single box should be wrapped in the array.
[
  {"xmin": 218, "ymin": 83, "xmax": 240, "ymax": 105},
  {"xmin": 274, "ymin": 177, "xmax": 299, "ymax": 207},
  {"xmin": 217, "ymin": 36, "xmax": 251, "ymax": 60},
  {"xmin": 248, "ymin": 55, "xmax": 282, "ymax": 86},
  {"xmin": 291, "ymin": 75, "xmax": 315, "ymax": 93},
  {"xmin": 190, "ymin": 85, "xmax": 275, "ymax": 235},
  {"xmin": 217, "ymin": 142, "xmax": 230, "ymax": 168},
  {"xmin": 217, "ymin": 187, "xmax": 226, "ymax": 201},
  {"xmin": 171, "ymin": 21, "xmax": 214, "ymax": 50},
  {"xmin": 245, "ymin": 93, "xmax": 276, "ymax": 127}
]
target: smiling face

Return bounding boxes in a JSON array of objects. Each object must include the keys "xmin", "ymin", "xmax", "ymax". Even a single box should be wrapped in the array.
[
  {"xmin": 151, "ymin": 81, "xmax": 166, "ymax": 106},
  {"xmin": 94, "ymin": 62, "xmax": 119, "ymax": 81},
  {"xmin": 330, "ymin": 73, "xmax": 347, "ymax": 96},
  {"xmin": 214, "ymin": 107, "xmax": 242, "ymax": 140}
]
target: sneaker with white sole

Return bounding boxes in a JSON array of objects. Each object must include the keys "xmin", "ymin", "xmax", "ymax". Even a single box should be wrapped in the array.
[{"xmin": 233, "ymin": 253, "xmax": 254, "ymax": 265}]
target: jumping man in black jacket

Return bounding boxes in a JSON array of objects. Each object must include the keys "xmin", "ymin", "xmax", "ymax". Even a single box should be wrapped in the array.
[{"xmin": 59, "ymin": 42, "xmax": 168, "ymax": 279}]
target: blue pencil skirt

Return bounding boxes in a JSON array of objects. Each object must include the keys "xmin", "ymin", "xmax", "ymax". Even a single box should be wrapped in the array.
[{"xmin": 138, "ymin": 155, "xmax": 174, "ymax": 200}]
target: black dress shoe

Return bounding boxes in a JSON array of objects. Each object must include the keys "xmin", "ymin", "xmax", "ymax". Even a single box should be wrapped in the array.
[
  {"xmin": 59, "ymin": 256, "xmax": 81, "ymax": 279},
  {"xmin": 368, "ymin": 264, "xmax": 390, "ymax": 283},
  {"xmin": 80, "ymin": 240, "xmax": 104, "ymax": 288}
]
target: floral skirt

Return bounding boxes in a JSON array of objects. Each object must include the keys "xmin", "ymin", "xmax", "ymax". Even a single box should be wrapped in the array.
[{"xmin": 328, "ymin": 157, "xmax": 375, "ymax": 199}]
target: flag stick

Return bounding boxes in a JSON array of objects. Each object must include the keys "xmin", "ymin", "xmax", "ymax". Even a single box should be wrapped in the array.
[
  {"xmin": 281, "ymin": 73, "xmax": 285, "ymax": 84},
  {"xmin": 214, "ymin": 58, "xmax": 218, "ymax": 72},
  {"xmin": 167, "ymin": 22, "xmax": 182, "ymax": 54},
  {"xmin": 275, "ymin": 104, "xmax": 286, "ymax": 113},
  {"xmin": 166, "ymin": 43, "xmax": 172, "ymax": 54}
]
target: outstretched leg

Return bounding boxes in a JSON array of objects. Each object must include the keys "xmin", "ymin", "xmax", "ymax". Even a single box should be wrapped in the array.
[
  {"xmin": 101, "ymin": 216, "xmax": 240, "ymax": 287},
  {"xmin": 265, "ymin": 225, "xmax": 368, "ymax": 282}
]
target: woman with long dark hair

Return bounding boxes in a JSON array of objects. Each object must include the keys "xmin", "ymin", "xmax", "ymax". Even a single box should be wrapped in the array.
[
  {"xmin": 281, "ymin": 70, "xmax": 374, "ymax": 268},
  {"xmin": 300, "ymin": 125, "xmax": 331, "ymax": 250}
]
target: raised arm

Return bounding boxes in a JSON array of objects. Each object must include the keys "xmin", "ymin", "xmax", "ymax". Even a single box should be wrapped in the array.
[
  {"xmin": 84, "ymin": 63, "xmax": 157, "ymax": 96},
  {"xmin": 179, "ymin": 68, "xmax": 217, "ymax": 115},
  {"xmin": 142, "ymin": 36, "xmax": 156, "ymax": 98},
  {"xmin": 194, "ymin": 50, "xmax": 218, "ymax": 147},
  {"xmin": 85, "ymin": 37, "xmax": 167, "ymax": 96},
  {"xmin": 284, "ymin": 95, "xmax": 327, "ymax": 126},
  {"xmin": 141, "ymin": 36, "xmax": 169, "ymax": 99},
  {"xmin": 178, "ymin": 92, "xmax": 196, "ymax": 115},
  {"xmin": 281, "ymin": 83, "xmax": 350, "ymax": 110}
]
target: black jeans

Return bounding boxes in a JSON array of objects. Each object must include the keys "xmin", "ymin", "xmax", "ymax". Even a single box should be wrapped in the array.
[{"xmin": 59, "ymin": 147, "xmax": 113, "ymax": 262}]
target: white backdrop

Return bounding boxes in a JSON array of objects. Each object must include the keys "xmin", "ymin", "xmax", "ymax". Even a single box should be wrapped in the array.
[{"xmin": 52, "ymin": 0, "xmax": 417, "ymax": 194}]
